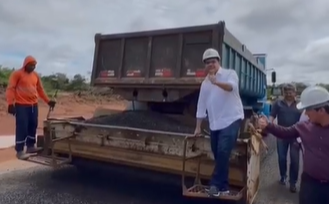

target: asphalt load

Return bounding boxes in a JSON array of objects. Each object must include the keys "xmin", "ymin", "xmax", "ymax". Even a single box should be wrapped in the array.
[{"xmin": 84, "ymin": 110, "xmax": 195, "ymax": 134}]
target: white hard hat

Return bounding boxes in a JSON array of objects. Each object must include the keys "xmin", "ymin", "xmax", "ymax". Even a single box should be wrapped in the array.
[
  {"xmin": 297, "ymin": 86, "xmax": 329, "ymax": 110},
  {"xmin": 202, "ymin": 48, "xmax": 220, "ymax": 62}
]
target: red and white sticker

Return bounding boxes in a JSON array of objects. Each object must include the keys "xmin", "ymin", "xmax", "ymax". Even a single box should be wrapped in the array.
[
  {"xmin": 186, "ymin": 69, "xmax": 206, "ymax": 77},
  {"xmin": 155, "ymin": 69, "xmax": 173, "ymax": 77},
  {"xmin": 99, "ymin": 70, "xmax": 115, "ymax": 77},
  {"xmin": 126, "ymin": 70, "xmax": 141, "ymax": 77}
]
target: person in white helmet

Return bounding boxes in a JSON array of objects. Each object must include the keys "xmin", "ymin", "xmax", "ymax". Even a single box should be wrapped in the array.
[
  {"xmin": 258, "ymin": 85, "xmax": 329, "ymax": 204},
  {"xmin": 194, "ymin": 48, "xmax": 244, "ymax": 197}
]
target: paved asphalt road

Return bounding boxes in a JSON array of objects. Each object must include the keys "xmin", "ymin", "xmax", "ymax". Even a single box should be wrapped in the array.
[{"xmin": 0, "ymin": 137, "xmax": 300, "ymax": 204}]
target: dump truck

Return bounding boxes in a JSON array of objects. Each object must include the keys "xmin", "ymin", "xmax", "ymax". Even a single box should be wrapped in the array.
[{"xmin": 27, "ymin": 21, "xmax": 275, "ymax": 204}]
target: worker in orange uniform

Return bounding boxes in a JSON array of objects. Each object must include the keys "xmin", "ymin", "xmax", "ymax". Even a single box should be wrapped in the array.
[{"xmin": 6, "ymin": 56, "xmax": 56, "ymax": 160}]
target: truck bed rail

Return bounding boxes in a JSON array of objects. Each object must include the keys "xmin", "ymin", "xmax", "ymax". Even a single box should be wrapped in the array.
[{"xmin": 69, "ymin": 121, "xmax": 194, "ymax": 137}]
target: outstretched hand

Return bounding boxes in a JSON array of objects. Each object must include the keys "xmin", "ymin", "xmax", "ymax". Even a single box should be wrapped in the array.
[
  {"xmin": 258, "ymin": 116, "xmax": 269, "ymax": 129},
  {"xmin": 48, "ymin": 100, "xmax": 56, "ymax": 110}
]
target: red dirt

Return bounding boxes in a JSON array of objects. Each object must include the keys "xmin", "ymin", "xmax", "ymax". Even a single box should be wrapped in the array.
[
  {"xmin": 0, "ymin": 91, "xmax": 127, "ymax": 163},
  {"xmin": 0, "ymin": 148, "xmax": 16, "ymax": 163},
  {"xmin": 0, "ymin": 92, "xmax": 126, "ymax": 135}
]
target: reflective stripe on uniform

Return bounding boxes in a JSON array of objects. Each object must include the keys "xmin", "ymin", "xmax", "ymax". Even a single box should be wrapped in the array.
[
  {"xmin": 16, "ymin": 140, "xmax": 25, "ymax": 144},
  {"xmin": 16, "ymin": 135, "xmax": 36, "ymax": 144},
  {"xmin": 27, "ymin": 135, "xmax": 35, "ymax": 140}
]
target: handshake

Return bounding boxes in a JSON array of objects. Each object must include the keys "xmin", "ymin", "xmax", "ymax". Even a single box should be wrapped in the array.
[
  {"xmin": 257, "ymin": 115, "xmax": 270, "ymax": 129},
  {"xmin": 192, "ymin": 116, "xmax": 270, "ymax": 137},
  {"xmin": 249, "ymin": 115, "xmax": 271, "ymax": 137},
  {"xmin": 257, "ymin": 116, "xmax": 271, "ymax": 137}
]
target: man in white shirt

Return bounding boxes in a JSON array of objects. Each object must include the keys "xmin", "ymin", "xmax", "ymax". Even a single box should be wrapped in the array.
[{"xmin": 194, "ymin": 48, "xmax": 244, "ymax": 197}]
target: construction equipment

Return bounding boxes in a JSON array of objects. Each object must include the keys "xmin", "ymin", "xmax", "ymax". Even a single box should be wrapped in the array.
[{"xmin": 28, "ymin": 21, "xmax": 273, "ymax": 204}]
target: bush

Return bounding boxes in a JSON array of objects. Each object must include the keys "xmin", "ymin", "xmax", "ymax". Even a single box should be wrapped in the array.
[{"xmin": 0, "ymin": 65, "xmax": 90, "ymax": 94}]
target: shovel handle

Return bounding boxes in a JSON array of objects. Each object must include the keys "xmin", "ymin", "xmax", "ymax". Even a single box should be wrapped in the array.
[
  {"xmin": 46, "ymin": 89, "xmax": 58, "ymax": 119},
  {"xmin": 46, "ymin": 106, "xmax": 52, "ymax": 119}
]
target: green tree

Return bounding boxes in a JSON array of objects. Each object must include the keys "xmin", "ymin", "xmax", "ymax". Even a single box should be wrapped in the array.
[
  {"xmin": 0, "ymin": 65, "xmax": 89, "ymax": 93},
  {"xmin": 65, "ymin": 74, "xmax": 88, "ymax": 91},
  {"xmin": 0, "ymin": 65, "xmax": 15, "ymax": 87}
]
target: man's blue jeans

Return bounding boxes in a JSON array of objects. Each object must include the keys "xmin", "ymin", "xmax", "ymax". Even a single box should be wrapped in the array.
[
  {"xmin": 276, "ymin": 138, "xmax": 300, "ymax": 185},
  {"xmin": 209, "ymin": 119, "xmax": 242, "ymax": 191}
]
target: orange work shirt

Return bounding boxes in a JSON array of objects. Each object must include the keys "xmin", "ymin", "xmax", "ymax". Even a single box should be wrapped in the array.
[{"xmin": 6, "ymin": 69, "xmax": 50, "ymax": 105}]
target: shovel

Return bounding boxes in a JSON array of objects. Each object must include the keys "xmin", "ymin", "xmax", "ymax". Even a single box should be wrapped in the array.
[{"xmin": 46, "ymin": 79, "xmax": 59, "ymax": 119}]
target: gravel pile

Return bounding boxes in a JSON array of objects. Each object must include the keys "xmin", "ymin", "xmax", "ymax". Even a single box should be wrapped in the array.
[{"xmin": 84, "ymin": 110, "xmax": 195, "ymax": 134}]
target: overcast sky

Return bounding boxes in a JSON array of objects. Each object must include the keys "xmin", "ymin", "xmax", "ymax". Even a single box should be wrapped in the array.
[{"xmin": 0, "ymin": 0, "xmax": 328, "ymax": 84}]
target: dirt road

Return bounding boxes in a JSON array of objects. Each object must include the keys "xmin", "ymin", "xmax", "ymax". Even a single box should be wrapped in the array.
[
  {"xmin": 0, "ymin": 92, "xmax": 126, "ymax": 135},
  {"xmin": 0, "ymin": 91, "xmax": 126, "ymax": 170}
]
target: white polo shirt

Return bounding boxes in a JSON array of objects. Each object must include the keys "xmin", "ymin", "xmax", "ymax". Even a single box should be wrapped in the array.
[
  {"xmin": 196, "ymin": 68, "xmax": 244, "ymax": 131},
  {"xmin": 299, "ymin": 110, "xmax": 309, "ymax": 122}
]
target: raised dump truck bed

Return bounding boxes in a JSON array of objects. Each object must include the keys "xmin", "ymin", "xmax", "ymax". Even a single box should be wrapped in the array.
[{"xmin": 91, "ymin": 21, "xmax": 266, "ymax": 104}]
